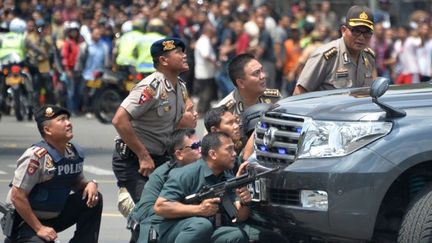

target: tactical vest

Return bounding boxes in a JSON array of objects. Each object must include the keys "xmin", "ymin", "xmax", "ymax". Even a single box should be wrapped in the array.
[
  {"xmin": 0, "ymin": 32, "xmax": 25, "ymax": 60},
  {"xmin": 135, "ymin": 32, "xmax": 165, "ymax": 73},
  {"xmin": 28, "ymin": 141, "xmax": 84, "ymax": 212},
  {"xmin": 116, "ymin": 30, "xmax": 145, "ymax": 66}
]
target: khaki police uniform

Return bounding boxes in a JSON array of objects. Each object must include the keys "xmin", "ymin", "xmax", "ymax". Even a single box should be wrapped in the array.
[
  {"xmin": 297, "ymin": 37, "xmax": 376, "ymax": 92},
  {"xmin": 5, "ymin": 140, "xmax": 102, "ymax": 243},
  {"xmin": 6, "ymin": 143, "xmax": 84, "ymax": 219},
  {"xmin": 216, "ymin": 88, "xmax": 281, "ymax": 118},
  {"xmin": 121, "ymin": 71, "xmax": 187, "ymax": 156},
  {"xmin": 113, "ymin": 71, "xmax": 188, "ymax": 203}
]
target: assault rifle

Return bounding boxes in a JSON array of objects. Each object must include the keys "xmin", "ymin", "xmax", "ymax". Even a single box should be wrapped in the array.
[{"xmin": 184, "ymin": 166, "xmax": 279, "ymax": 223}]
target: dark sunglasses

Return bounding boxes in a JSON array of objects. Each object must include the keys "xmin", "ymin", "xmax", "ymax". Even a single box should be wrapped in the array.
[
  {"xmin": 181, "ymin": 141, "xmax": 201, "ymax": 150},
  {"xmin": 347, "ymin": 27, "xmax": 373, "ymax": 38}
]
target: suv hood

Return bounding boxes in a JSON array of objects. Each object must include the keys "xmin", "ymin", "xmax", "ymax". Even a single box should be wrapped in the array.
[{"xmin": 273, "ymin": 83, "xmax": 432, "ymax": 121}]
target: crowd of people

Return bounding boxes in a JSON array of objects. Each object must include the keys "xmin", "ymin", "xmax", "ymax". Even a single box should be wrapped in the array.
[
  {"xmin": 0, "ymin": 0, "xmax": 431, "ymax": 118},
  {"xmin": 3, "ymin": 0, "xmax": 432, "ymax": 242}
]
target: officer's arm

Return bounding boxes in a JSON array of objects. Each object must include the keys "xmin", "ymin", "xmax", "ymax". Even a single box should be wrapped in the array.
[
  {"xmin": 154, "ymin": 196, "xmax": 220, "ymax": 218},
  {"xmin": 112, "ymin": 107, "xmax": 152, "ymax": 161},
  {"xmin": 11, "ymin": 186, "xmax": 57, "ymax": 240},
  {"xmin": 293, "ymin": 85, "xmax": 308, "ymax": 95}
]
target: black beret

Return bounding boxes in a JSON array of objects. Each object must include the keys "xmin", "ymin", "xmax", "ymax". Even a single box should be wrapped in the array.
[
  {"xmin": 150, "ymin": 37, "xmax": 186, "ymax": 59},
  {"xmin": 345, "ymin": 5, "xmax": 374, "ymax": 31},
  {"xmin": 35, "ymin": 105, "xmax": 70, "ymax": 125}
]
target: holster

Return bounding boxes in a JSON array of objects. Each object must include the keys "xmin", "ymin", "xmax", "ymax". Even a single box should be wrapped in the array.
[
  {"xmin": 115, "ymin": 137, "xmax": 137, "ymax": 159},
  {"xmin": 0, "ymin": 203, "xmax": 16, "ymax": 238}
]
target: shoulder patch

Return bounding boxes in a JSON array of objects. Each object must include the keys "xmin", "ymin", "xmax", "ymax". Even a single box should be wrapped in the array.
[
  {"xmin": 263, "ymin": 89, "xmax": 281, "ymax": 98},
  {"xmin": 34, "ymin": 147, "xmax": 47, "ymax": 159},
  {"xmin": 364, "ymin": 47, "xmax": 375, "ymax": 58},
  {"xmin": 225, "ymin": 99, "xmax": 235, "ymax": 110},
  {"xmin": 323, "ymin": 47, "xmax": 337, "ymax": 60}
]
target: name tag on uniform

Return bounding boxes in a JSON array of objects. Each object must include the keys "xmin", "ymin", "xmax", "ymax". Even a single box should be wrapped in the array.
[
  {"xmin": 336, "ymin": 68, "xmax": 349, "ymax": 78},
  {"xmin": 336, "ymin": 71, "xmax": 349, "ymax": 78}
]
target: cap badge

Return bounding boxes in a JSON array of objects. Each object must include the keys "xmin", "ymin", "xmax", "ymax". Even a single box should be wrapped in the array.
[
  {"xmin": 162, "ymin": 40, "xmax": 176, "ymax": 51},
  {"xmin": 359, "ymin": 11, "xmax": 368, "ymax": 20},
  {"xmin": 45, "ymin": 107, "xmax": 54, "ymax": 118}
]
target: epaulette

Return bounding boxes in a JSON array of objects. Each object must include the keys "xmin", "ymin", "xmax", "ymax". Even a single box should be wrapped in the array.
[
  {"xmin": 364, "ymin": 47, "xmax": 375, "ymax": 58},
  {"xmin": 263, "ymin": 89, "xmax": 281, "ymax": 98},
  {"xmin": 34, "ymin": 147, "xmax": 48, "ymax": 159},
  {"xmin": 225, "ymin": 99, "xmax": 235, "ymax": 110},
  {"xmin": 323, "ymin": 47, "xmax": 337, "ymax": 60}
]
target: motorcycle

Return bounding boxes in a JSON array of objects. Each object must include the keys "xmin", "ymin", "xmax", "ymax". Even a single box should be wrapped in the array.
[
  {"xmin": 0, "ymin": 53, "xmax": 33, "ymax": 121},
  {"xmin": 90, "ymin": 68, "xmax": 140, "ymax": 124}
]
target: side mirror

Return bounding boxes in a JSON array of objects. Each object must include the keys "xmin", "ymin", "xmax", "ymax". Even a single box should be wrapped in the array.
[
  {"xmin": 370, "ymin": 77, "xmax": 389, "ymax": 99},
  {"xmin": 370, "ymin": 77, "xmax": 406, "ymax": 118}
]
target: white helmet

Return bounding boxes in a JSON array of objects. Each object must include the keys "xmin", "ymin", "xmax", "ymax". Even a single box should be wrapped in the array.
[
  {"xmin": 64, "ymin": 21, "xmax": 80, "ymax": 30},
  {"xmin": 9, "ymin": 18, "xmax": 26, "ymax": 33},
  {"xmin": 121, "ymin": 20, "xmax": 133, "ymax": 33}
]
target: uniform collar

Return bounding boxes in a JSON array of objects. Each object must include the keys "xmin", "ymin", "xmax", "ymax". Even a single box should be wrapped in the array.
[
  {"xmin": 233, "ymin": 88, "xmax": 246, "ymax": 113},
  {"xmin": 339, "ymin": 37, "xmax": 351, "ymax": 64},
  {"xmin": 201, "ymin": 159, "xmax": 232, "ymax": 181}
]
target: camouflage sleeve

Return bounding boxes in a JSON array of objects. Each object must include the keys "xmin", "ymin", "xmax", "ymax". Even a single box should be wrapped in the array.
[{"xmin": 12, "ymin": 147, "xmax": 45, "ymax": 192}]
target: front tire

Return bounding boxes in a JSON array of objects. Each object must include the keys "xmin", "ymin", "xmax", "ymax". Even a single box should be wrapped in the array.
[
  {"xmin": 93, "ymin": 88, "xmax": 122, "ymax": 124},
  {"xmin": 398, "ymin": 185, "xmax": 432, "ymax": 243}
]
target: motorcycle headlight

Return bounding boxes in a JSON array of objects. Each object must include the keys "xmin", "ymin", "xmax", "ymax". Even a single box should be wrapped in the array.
[{"xmin": 297, "ymin": 119, "xmax": 392, "ymax": 159}]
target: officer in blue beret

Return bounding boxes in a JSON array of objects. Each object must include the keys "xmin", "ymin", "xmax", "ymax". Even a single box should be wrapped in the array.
[
  {"xmin": 112, "ymin": 37, "xmax": 190, "ymax": 241},
  {"xmin": 5, "ymin": 105, "xmax": 102, "ymax": 242}
]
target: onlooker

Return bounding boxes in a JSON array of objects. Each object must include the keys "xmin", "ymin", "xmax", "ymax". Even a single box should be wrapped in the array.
[{"xmin": 194, "ymin": 22, "xmax": 218, "ymax": 116}]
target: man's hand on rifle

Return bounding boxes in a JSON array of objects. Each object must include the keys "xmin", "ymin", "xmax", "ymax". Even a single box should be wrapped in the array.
[
  {"xmin": 198, "ymin": 198, "xmax": 220, "ymax": 217},
  {"xmin": 236, "ymin": 187, "xmax": 252, "ymax": 207}
]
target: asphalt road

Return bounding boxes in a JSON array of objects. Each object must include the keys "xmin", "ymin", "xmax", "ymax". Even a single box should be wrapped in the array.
[{"xmin": 0, "ymin": 114, "xmax": 206, "ymax": 242}]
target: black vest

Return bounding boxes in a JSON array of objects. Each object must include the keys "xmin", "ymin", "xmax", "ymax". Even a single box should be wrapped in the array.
[{"xmin": 28, "ymin": 141, "xmax": 84, "ymax": 212}]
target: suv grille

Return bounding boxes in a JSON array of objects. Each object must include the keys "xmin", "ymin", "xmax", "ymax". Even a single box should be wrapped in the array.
[
  {"xmin": 269, "ymin": 188, "xmax": 301, "ymax": 206},
  {"xmin": 254, "ymin": 112, "xmax": 304, "ymax": 165}
]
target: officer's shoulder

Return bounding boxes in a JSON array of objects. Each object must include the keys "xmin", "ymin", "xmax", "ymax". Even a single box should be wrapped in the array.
[
  {"xmin": 309, "ymin": 40, "xmax": 338, "ymax": 60},
  {"xmin": 216, "ymin": 91, "xmax": 236, "ymax": 110},
  {"xmin": 363, "ymin": 47, "xmax": 375, "ymax": 58},
  {"xmin": 33, "ymin": 146, "xmax": 48, "ymax": 159}
]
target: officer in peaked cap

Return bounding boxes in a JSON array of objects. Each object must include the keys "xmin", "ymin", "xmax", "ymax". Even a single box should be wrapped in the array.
[
  {"xmin": 294, "ymin": 5, "xmax": 377, "ymax": 95},
  {"xmin": 5, "ymin": 104, "xmax": 102, "ymax": 242},
  {"xmin": 111, "ymin": 36, "xmax": 190, "ymax": 240}
]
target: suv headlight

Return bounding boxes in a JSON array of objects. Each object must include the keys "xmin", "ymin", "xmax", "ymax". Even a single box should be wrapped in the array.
[{"xmin": 297, "ymin": 119, "xmax": 392, "ymax": 158}]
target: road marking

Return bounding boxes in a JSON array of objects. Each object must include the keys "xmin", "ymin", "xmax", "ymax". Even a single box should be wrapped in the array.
[
  {"xmin": 103, "ymin": 212, "xmax": 123, "ymax": 217},
  {"xmin": 84, "ymin": 165, "xmax": 114, "ymax": 175},
  {"xmin": 0, "ymin": 170, "xmax": 7, "ymax": 175}
]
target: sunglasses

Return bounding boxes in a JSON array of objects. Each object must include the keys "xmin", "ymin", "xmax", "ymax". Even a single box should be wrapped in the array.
[
  {"xmin": 181, "ymin": 141, "xmax": 201, "ymax": 150},
  {"xmin": 347, "ymin": 27, "xmax": 373, "ymax": 38}
]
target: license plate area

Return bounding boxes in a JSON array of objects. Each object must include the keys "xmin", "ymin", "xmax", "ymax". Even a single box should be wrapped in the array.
[{"xmin": 248, "ymin": 178, "xmax": 268, "ymax": 202}]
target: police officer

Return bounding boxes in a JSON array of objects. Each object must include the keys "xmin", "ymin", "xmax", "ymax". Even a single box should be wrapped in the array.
[
  {"xmin": 129, "ymin": 128, "xmax": 201, "ymax": 242},
  {"xmin": 135, "ymin": 18, "xmax": 166, "ymax": 75},
  {"xmin": 5, "ymin": 105, "xmax": 102, "ymax": 243},
  {"xmin": 293, "ymin": 5, "xmax": 377, "ymax": 95},
  {"xmin": 112, "ymin": 37, "xmax": 189, "ymax": 204},
  {"xmin": 114, "ymin": 19, "xmax": 146, "ymax": 69},
  {"xmin": 154, "ymin": 132, "xmax": 251, "ymax": 243},
  {"xmin": 216, "ymin": 53, "xmax": 281, "ymax": 120}
]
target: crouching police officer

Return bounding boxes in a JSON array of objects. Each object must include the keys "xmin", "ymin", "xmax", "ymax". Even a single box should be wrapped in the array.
[{"xmin": 4, "ymin": 105, "xmax": 102, "ymax": 243}]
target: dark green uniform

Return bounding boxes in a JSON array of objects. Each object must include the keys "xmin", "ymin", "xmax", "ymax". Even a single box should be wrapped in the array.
[
  {"xmin": 157, "ymin": 159, "xmax": 248, "ymax": 243},
  {"xmin": 129, "ymin": 161, "xmax": 177, "ymax": 243}
]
